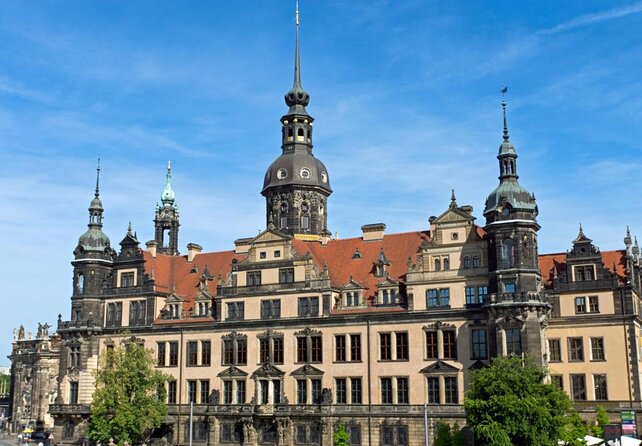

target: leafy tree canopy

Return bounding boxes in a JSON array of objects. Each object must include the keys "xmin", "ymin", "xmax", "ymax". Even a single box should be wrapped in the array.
[
  {"xmin": 464, "ymin": 355, "xmax": 586, "ymax": 446},
  {"xmin": 591, "ymin": 406, "xmax": 609, "ymax": 439},
  {"xmin": 333, "ymin": 423, "xmax": 350, "ymax": 446},
  {"xmin": 86, "ymin": 339, "xmax": 169, "ymax": 445}
]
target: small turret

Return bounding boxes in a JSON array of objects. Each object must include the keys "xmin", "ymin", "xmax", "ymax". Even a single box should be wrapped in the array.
[{"xmin": 154, "ymin": 161, "xmax": 180, "ymax": 255}]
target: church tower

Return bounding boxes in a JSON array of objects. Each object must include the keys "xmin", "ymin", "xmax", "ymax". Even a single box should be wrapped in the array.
[
  {"xmin": 154, "ymin": 161, "xmax": 180, "ymax": 255},
  {"xmin": 71, "ymin": 162, "xmax": 115, "ymax": 320},
  {"xmin": 483, "ymin": 95, "xmax": 550, "ymax": 364},
  {"xmin": 261, "ymin": 3, "xmax": 332, "ymax": 239}
]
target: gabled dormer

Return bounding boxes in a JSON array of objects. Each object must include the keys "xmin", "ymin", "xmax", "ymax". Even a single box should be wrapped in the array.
[
  {"xmin": 339, "ymin": 277, "xmax": 366, "ymax": 308},
  {"xmin": 373, "ymin": 249, "xmax": 391, "ymax": 278},
  {"xmin": 193, "ymin": 287, "xmax": 213, "ymax": 319},
  {"xmin": 376, "ymin": 276, "xmax": 399, "ymax": 306},
  {"xmin": 428, "ymin": 190, "xmax": 477, "ymax": 246},
  {"xmin": 161, "ymin": 292, "xmax": 184, "ymax": 320}
]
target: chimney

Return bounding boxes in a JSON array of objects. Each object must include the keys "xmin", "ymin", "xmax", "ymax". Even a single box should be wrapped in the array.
[
  {"xmin": 146, "ymin": 240, "xmax": 158, "ymax": 258},
  {"xmin": 361, "ymin": 223, "xmax": 386, "ymax": 241},
  {"xmin": 320, "ymin": 230, "xmax": 332, "ymax": 245},
  {"xmin": 187, "ymin": 243, "xmax": 203, "ymax": 262},
  {"xmin": 234, "ymin": 237, "xmax": 253, "ymax": 254}
]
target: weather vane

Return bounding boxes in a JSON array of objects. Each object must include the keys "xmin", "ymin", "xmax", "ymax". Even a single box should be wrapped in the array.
[{"xmin": 501, "ymin": 86, "xmax": 508, "ymax": 98}]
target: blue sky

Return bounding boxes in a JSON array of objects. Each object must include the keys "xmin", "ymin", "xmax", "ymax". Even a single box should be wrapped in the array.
[{"xmin": 1, "ymin": 1, "xmax": 641, "ymax": 365}]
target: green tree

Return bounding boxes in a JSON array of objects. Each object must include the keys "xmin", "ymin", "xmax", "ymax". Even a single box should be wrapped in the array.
[
  {"xmin": 591, "ymin": 406, "xmax": 609, "ymax": 438},
  {"xmin": 434, "ymin": 422, "xmax": 453, "ymax": 446},
  {"xmin": 86, "ymin": 339, "xmax": 169, "ymax": 445},
  {"xmin": 451, "ymin": 422, "xmax": 466, "ymax": 446},
  {"xmin": 465, "ymin": 355, "xmax": 586, "ymax": 446},
  {"xmin": 333, "ymin": 423, "xmax": 350, "ymax": 446}
]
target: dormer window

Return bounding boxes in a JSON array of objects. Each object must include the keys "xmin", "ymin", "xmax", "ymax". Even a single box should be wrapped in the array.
[
  {"xmin": 376, "ymin": 264, "xmax": 385, "ymax": 277},
  {"xmin": 344, "ymin": 292, "xmax": 360, "ymax": 307},
  {"xmin": 381, "ymin": 289, "xmax": 395, "ymax": 305},
  {"xmin": 167, "ymin": 304, "xmax": 180, "ymax": 319},
  {"xmin": 574, "ymin": 265, "xmax": 595, "ymax": 281},
  {"xmin": 119, "ymin": 271, "xmax": 135, "ymax": 288}
]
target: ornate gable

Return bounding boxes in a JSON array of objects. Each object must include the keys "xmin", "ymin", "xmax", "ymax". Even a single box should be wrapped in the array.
[
  {"xmin": 251, "ymin": 363, "xmax": 285, "ymax": 378},
  {"xmin": 218, "ymin": 366, "xmax": 248, "ymax": 377},
  {"xmin": 290, "ymin": 364, "xmax": 324, "ymax": 377}
]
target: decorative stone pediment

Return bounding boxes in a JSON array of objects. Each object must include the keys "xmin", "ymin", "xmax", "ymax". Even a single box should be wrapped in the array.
[
  {"xmin": 468, "ymin": 360, "xmax": 488, "ymax": 370},
  {"xmin": 420, "ymin": 360, "xmax": 460, "ymax": 374},
  {"xmin": 294, "ymin": 327, "xmax": 321, "ymax": 336},
  {"xmin": 290, "ymin": 364, "xmax": 324, "ymax": 377},
  {"xmin": 251, "ymin": 363, "xmax": 285, "ymax": 378},
  {"xmin": 194, "ymin": 290, "xmax": 212, "ymax": 302},
  {"xmin": 218, "ymin": 366, "xmax": 248, "ymax": 377},
  {"xmin": 165, "ymin": 292, "xmax": 183, "ymax": 304},
  {"xmin": 251, "ymin": 227, "xmax": 292, "ymax": 244},
  {"xmin": 377, "ymin": 276, "xmax": 399, "ymax": 288},
  {"xmin": 222, "ymin": 331, "xmax": 246, "ymax": 340},
  {"xmin": 341, "ymin": 276, "xmax": 365, "ymax": 291},
  {"xmin": 258, "ymin": 329, "xmax": 283, "ymax": 338},
  {"xmin": 423, "ymin": 321, "xmax": 456, "ymax": 331}
]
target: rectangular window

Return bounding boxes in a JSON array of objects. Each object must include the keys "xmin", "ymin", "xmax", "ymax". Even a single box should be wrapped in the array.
[
  {"xmin": 69, "ymin": 382, "xmax": 79, "ymax": 404},
  {"xmin": 575, "ymin": 296, "xmax": 586, "ymax": 314},
  {"xmin": 426, "ymin": 289, "xmax": 438, "ymax": 307},
  {"xmin": 351, "ymin": 378, "xmax": 362, "ymax": 404},
  {"xmin": 237, "ymin": 338, "xmax": 247, "ymax": 365},
  {"xmin": 590, "ymin": 337, "xmax": 605, "ymax": 361},
  {"xmin": 380, "ymin": 333, "xmax": 392, "ymax": 360},
  {"xmin": 201, "ymin": 340, "xmax": 211, "ymax": 366},
  {"xmin": 571, "ymin": 374, "xmax": 586, "ymax": 400},
  {"xmin": 120, "ymin": 271, "xmax": 135, "ymax": 287},
  {"xmin": 298, "ymin": 296, "xmax": 319, "ymax": 317},
  {"xmin": 278, "ymin": 267, "xmax": 295, "ymax": 284},
  {"xmin": 471, "ymin": 328, "xmax": 487, "ymax": 359},
  {"xmin": 260, "ymin": 299, "xmax": 281, "ymax": 319},
  {"xmin": 426, "ymin": 331, "xmax": 438, "ymax": 359},
  {"xmin": 311, "ymin": 379, "xmax": 322, "ymax": 404},
  {"xmin": 69, "ymin": 346, "xmax": 81, "ymax": 368},
  {"xmin": 445, "ymin": 377, "xmax": 458, "ymax": 404},
  {"xmin": 477, "ymin": 286, "xmax": 488, "ymax": 304},
  {"xmin": 335, "ymin": 378, "xmax": 347, "ymax": 404},
  {"xmin": 157, "ymin": 342, "xmax": 166, "ymax": 366},
  {"xmin": 297, "ymin": 337, "xmax": 307, "ymax": 363},
  {"xmin": 129, "ymin": 300, "xmax": 145, "ymax": 326},
  {"xmin": 223, "ymin": 381, "xmax": 233, "ymax": 405},
  {"xmin": 427, "ymin": 377, "xmax": 439, "ymax": 404},
  {"xmin": 246, "ymin": 270, "xmax": 261, "ymax": 286},
  {"xmin": 381, "ymin": 377, "xmax": 393, "ymax": 404},
  {"xmin": 301, "ymin": 216, "xmax": 310, "ymax": 229},
  {"xmin": 569, "ymin": 337, "xmax": 584, "ymax": 362},
  {"xmin": 594, "ymin": 374, "xmax": 608, "ymax": 400},
  {"xmin": 549, "ymin": 339, "xmax": 561, "ymax": 362},
  {"xmin": 259, "ymin": 338, "xmax": 270, "ymax": 364},
  {"xmin": 297, "ymin": 379, "xmax": 307, "ymax": 404},
  {"xmin": 589, "ymin": 296, "xmax": 599, "ymax": 313},
  {"xmin": 551, "ymin": 375, "xmax": 563, "ymax": 390},
  {"xmin": 396, "ymin": 332, "xmax": 409, "ymax": 360},
  {"xmin": 226, "ymin": 302, "xmax": 245, "ymax": 321},
  {"xmin": 336, "ymin": 335, "xmax": 347, "ymax": 362},
  {"xmin": 187, "ymin": 380, "xmax": 197, "ymax": 403},
  {"xmin": 397, "ymin": 377, "xmax": 409, "ymax": 404},
  {"xmin": 220, "ymin": 423, "xmax": 241, "ymax": 443},
  {"xmin": 168, "ymin": 381, "xmax": 177, "ymax": 404},
  {"xmin": 106, "ymin": 302, "xmax": 123, "ymax": 327},
  {"xmin": 443, "ymin": 331, "xmax": 457, "ymax": 360},
  {"xmin": 169, "ymin": 341, "xmax": 178, "ymax": 367},
  {"xmin": 236, "ymin": 380, "xmax": 246, "ymax": 404},
  {"xmin": 439, "ymin": 288, "xmax": 450, "ymax": 306},
  {"xmin": 311, "ymin": 336, "xmax": 322, "ymax": 362},
  {"xmin": 223, "ymin": 339, "xmax": 234, "ymax": 365},
  {"xmin": 348, "ymin": 425, "xmax": 361, "ymax": 446},
  {"xmin": 273, "ymin": 337, "xmax": 284, "ymax": 364},
  {"xmin": 350, "ymin": 334, "xmax": 362, "ymax": 361},
  {"xmin": 186, "ymin": 341, "xmax": 198, "ymax": 366},
  {"xmin": 506, "ymin": 328, "xmax": 522, "ymax": 355},
  {"xmin": 200, "ymin": 380, "xmax": 209, "ymax": 404},
  {"xmin": 465, "ymin": 287, "xmax": 476, "ymax": 305}
]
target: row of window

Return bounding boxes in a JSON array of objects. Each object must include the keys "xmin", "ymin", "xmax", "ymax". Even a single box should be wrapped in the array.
[
  {"xmin": 433, "ymin": 255, "xmax": 482, "ymax": 271},
  {"xmin": 226, "ymin": 296, "xmax": 319, "ymax": 321},
  {"xmin": 105, "ymin": 301, "xmax": 146, "ymax": 327},
  {"xmin": 551, "ymin": 373, "xmax": 608, "ymax": 401},
  {"xmin": 575, "ymin": 295, "xmax": 599, "ymax": 314},
  {"xmin": 548, "ymin": 337, "xmax": 605, "ymax": 362},
  {"xmin": 425, "ymin": 286, "xmax": 488, "ymax": 308},
  {"xmin": 155, "ymin": 327, "xmax": 487, "ymax": 368},
  {"xmin": 246, "ymin": 267, "xmax": 295, "ymax": 287},
  {"xmin": 160, "ymin": 375, "xmax": 458, "ymax": 407}
]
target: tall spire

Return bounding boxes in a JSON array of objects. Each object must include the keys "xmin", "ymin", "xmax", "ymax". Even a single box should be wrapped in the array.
[
  {"xmin": 284, "ymin": 0, "xmax": 310, "ymax": 113},
  {"xmin": 501, "ymin": 87, "xmax": 510, "ymax": 142},
  {"xmin": 95, "ymin": 157, "xmax": 101, "ymax": 199},
  {"xmin": 161, "ymin": 160, "xmax": 176, "ymax": 206}
]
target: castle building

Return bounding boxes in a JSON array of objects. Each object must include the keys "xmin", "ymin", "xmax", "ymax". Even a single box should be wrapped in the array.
[{"xmin": 10, "ymin": 6, "xmax": 641, "ymax": 446}]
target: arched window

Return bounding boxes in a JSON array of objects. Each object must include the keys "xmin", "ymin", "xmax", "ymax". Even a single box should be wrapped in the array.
[
  {"xmin": 77, "ymin": 273, "xmax": 84, "ymax": 294},
  {"xmin": 443, "ymin": 258, "xmax": 450, "ymax": 271},
  {"xmin": 434, "ymin": 259, "xmax": 441, "ymax": 271},
  {"xmin": 301, "ymin": 202, "xmax": 309, "ymax": 212},
  {"xmin": 473, "ymin": 256, "xmax": 480, "ymax": 268},
  {"xmin": 297, "ymin": 128, "xmax": 304, "ymax": 137},
  {"xmin": 463, "ymin": 257, "xmax": 471, "ymax": 269},
  {"xmin": 502, "ymin": 238, "xmax": 514, "ymax": 269},
  {"xmin": 502, "ymin": 207, "xmax": 510, "ymax": 218},
  {"xmin": 287, "ymin": 127, "xmax": 294, "ymax": 138}
]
